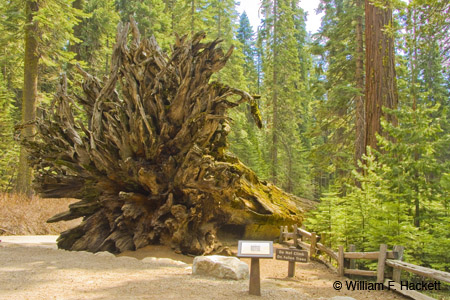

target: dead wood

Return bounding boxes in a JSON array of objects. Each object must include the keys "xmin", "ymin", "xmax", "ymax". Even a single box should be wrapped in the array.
[{"xmin": 25, "ymin": 19, "xmax": 313, "ymax": 255}]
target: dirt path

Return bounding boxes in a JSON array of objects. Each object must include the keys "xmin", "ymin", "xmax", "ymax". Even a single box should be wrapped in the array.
[{"xmin": 0, "ymin": 236, "xmax": 408, "ymax": 300}]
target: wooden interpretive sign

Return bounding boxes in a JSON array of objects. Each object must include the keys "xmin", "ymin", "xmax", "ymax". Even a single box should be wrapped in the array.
[
  {"xmin": 237, "ymin": 241, "xmax": 274, "ymax": 296},
  {"xmin": 276, "ymin": 247, "xmax": 308, "ymax": 277},
  {"xmin": 276, "ymin": 248, "xmax": 308, "ymax": 263},
  {"xmin": 238, "ymin": 240, "xmax": 273, "ymax": 258}
]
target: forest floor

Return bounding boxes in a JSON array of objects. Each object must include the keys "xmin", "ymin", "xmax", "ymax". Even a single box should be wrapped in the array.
[
  {"xmin": 0, "ymin": 236, "xmax": 411, "ymax": 300},
  {"xmin": 0, "ymin": 194, "xmax": 79, "ymax": 236}
]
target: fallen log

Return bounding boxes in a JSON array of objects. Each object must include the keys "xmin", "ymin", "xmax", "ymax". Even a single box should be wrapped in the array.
[{"xmin": 25, "ymin": 19, "xmax": 314, "ymax": 255}]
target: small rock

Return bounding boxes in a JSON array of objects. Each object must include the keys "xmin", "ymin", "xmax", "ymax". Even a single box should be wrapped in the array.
[
  {"xmin": 192, "ymin": 255, "xmax": 249, "ymax": 280},
  {"xmin": 329, "ymin": 297, "xmax": 358, "ymax": 300},
  {"xmin": 142, "ymin": 257, "xmax": 188, "ymax": 267},
  {"xmin": 94, "ymin": 251, "xmax": 115, "ymax": 258}
]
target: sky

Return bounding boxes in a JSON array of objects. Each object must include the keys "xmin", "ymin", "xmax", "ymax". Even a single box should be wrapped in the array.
[{"xmin": 236, "ymin": 0, "xmax": 324, "ymax": 34}]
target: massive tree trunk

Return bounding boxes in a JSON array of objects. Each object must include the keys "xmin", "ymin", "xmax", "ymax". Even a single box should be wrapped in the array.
[
  {"xmin": 25, "ymin": 20, "xmax": 313, "ymax": 255},
  {"xmin": 364, "ymin": 0, "xmax": 398, "ymax": 151},
  {"xmin": 16, "ymin": 0, "xmax": 39, "ymax": 195}
]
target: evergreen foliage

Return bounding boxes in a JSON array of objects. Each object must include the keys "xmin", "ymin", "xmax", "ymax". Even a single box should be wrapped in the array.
[
  {"xmin": 236, "ymin": 12, "xmax": 257, "ymax": 92},
  {"xmin": 258, "ymin": 0, "xmax": 314, "ymax": 197},
  {"xmin": 0, "ymin": 73, "xmax": 18, "ymax": 191},
  {"xmin": 75, "ymin": 0, "xmax": 119, "ymax": 76},
  {"xmin": 116, "ymin": 0, "xmax": 171, "ymax": 48},
  {"xmin": 309, "ymin": 0, "xmax": 364, "ymax": 188},
  {"xmin": 307, "ymin": 105, "xmax": 450, "ymax": 270},
  {"xmin": 305, "ymin": 0, "xmax": 449, "ymax": 271},
  {"xmin": 0, "ymin": 0, "xmax": 448, "ymax": 271}
]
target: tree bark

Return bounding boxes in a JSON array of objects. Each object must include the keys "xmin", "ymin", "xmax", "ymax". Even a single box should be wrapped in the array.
[
  {"xmin": 271, "ymin": 0, "xmax": 279, "ymax": 184},
  {"xmin": 16, "ymin": 0, "xmax": 39, "ymax": 195},
  {"xmin": 355, "ymin": 0, "xmax": 365, "ymax": 166},
  {"xmin": 408, "ymin": 6, "xmax": 420, "ymax": 227},
  {"xmin": 364, "ymin": 0, "xmax": 398, "ymax": 151},
  {"xmin": 191, "ymin": 0, "xmax": 195, "ymax": 34},
  {"xmin": 25, "ymin": 20, "xmax": 313, "ymax": 255}
]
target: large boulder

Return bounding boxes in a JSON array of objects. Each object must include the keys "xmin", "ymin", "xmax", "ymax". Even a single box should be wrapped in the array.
[{"xmin": 192, "ymin": 255, "xmax": 249, "ymax": 280}]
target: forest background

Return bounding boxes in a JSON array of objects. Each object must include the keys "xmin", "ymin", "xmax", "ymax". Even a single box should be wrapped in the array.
[{"xmin": 0, "ymin": 0, "xmax": 449, "ymax": 273}]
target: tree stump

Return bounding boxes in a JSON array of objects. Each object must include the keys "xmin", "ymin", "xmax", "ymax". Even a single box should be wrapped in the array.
[{"xmin": 25, "ymin": 19, "xmax": 314, "ymax": 255}]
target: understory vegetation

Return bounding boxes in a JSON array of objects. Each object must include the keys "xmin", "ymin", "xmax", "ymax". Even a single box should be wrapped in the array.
[
  {"xmin": 0, "ymin": 193, "xmax": 80, "ymax": 236},
  {"xmin": 0, "ymin": 0, "xmax": 448, "ymax": 270}
]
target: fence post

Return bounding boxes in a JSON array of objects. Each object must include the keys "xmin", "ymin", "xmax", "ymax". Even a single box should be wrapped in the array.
[
  {"xmin": 348, "ymin": 244, "xmax": 356, "ymax": 269},
  {"xmin": 279, "ymin": 226, "xmax": 284, "ymax": 243},
  {"xmin": 284, "ymin": 226, "xmax": 288, "ymax": 242},
  {"xmin": 293, "ymin": 224, "xmax": 298, "ymax": 248},
  {"xmin": 392, "ymin": 245, "xmax": 404, "ymax": 282},
  {"xmin": 338, "ymin": 246, "xmax": 344, "ymax": 277},
  {"xmin": 377, "ymin": 244, "xmax": 388, "ymax": 283},
  {"xmin": 310, "ymin": 232, "xmax": 317, "ymax": 259}
]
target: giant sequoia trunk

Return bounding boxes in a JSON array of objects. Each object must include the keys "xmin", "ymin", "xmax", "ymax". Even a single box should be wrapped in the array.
[
  {"xmin": 364, "ymin": 0, "xmax": 398, "ymax": 150},
  {"xmin": 25, "ymin": 20, "xmax": 313, "ymax": 255}
]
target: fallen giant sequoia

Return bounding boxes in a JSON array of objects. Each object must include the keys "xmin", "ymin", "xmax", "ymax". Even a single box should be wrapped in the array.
[{"xmin": 26, "ymin": 21, "xmax": 313, "ymax": 255}]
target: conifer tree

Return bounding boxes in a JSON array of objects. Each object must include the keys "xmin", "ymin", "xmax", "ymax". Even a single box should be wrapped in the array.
[
  {"xmin": 309, "ymin": 0, "xmax": 366, "ymax": 187},
  {"xmin": 116, "ymin": 0, "xmax": 172, "ymax": 48},
  {"xmin": 236, "ymin": 12, "xmax": 257, "ymax": 92},
  {"xmin": 259, "ymin": 0, "xmax": 313, "ymax": 197},
  {"xmin": 15, "ymin": 0, "xmax": 85, "ymax": 194},
  {"xmin": 0, "ymin": 73, "xmax": 18, "ymax": 191},
  {"xmin": 0, "ymin": 0, "xmax": 25, "ymax": 190},
  {"xmin": 228, "ymin": 12, "xmax": 268, "ymax": 177},
  {"xmin": 364, "ymin": 0, "xmax": 398, "ymax": 150},
  {"xmin": 74, "ymin": 0, "xmax": 119, "ymax": 76},
  {"xmin": 16, "ymin": 0, "xmax": 39, "ymax": 195}
]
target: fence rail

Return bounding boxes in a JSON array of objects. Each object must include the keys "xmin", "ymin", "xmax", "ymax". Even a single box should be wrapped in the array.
[{"xmin": 279, "ymin": 225, "xmax": 450, "ymax": 300}]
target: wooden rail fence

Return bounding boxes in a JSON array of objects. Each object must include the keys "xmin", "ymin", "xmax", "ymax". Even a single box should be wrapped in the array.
[{"xmin": 279, "ymin": 225, "xmax": 450, "ymax": 300}]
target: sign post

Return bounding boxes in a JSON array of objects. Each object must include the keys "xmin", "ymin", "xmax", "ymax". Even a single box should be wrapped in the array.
[
  {"xmin": 288, "ymin": 260, "xmax": 295, "ymax": 277},
  {"xmin": 250, "ymin": 257, "xmax": 260, "ymax": 295},
  {"xmin": 237, "ymin": 240, "xmax": 273, "ymax": 296},
  {"xmin": 275, "ymin": 247, "xmax": 308, "ymax": 277}
]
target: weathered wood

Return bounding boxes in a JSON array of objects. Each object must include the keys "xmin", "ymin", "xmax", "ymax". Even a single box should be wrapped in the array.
[
  {"xmin": 293, "ymin": 224, "xmax": 298, "ymax": 248},
  {"xmin": 283, "ymin": 226, "xmax": 289, "ymax": 242},
  {"xmin": 344, "ymin": 251, "xmax": 397, "ymax": 260},
  {"xmin": 317, "ymin": 243, "xmax": 338, "ymax": 261},
  {"xmin": 249, "ymin": 258, "xmax": 261, "ymax": 296},
  {"xmin": 384, "ymin": 280, "xmax": 437, "ymax": 300},
  {"xmin": 348, "ymin": 244, "xmax": 356, "ymax": 270},
  {"xmin": 297, "ymin": 240, "xmax": 311, "ymax": 251},
  {"xmin": 338, "ymin": 245, "xmax": 344, "ymax": 277},
  {"xmin": 288, "ymin": 261, "xmax": 295, "ymax": 277},
  {"xmin": 312, "ymin": 256, "xmax": 338, "ymax": 273},
  {"xmin": 392, "ymin": 245, "xmax": 404, "ymax": 282},
  {"xmin": 297, "ymin": 227, "xmax": 312, "ymax": 239},
  {"xmin": 344, "ymin": 268, "xmax": 377, "ymax": 277},
  {"xmin": 386, "ymin": 260, "xmax": 450, "ymax": 284},
  {"xmin": 282, "ymin": 232, "xmax": 297, "ymax": 239},
  {"xmin": 377, "ymin": 244, "xmax": 388, "ymax": 283},
  {"xmin": 24, "ymin": 19, "xmax": 314, "ymax": 255},
  {"xmin": 279, "ymin": 226, "xmax": 284, "ymax": 243},
  {"xmin": 310, "ymin": 232, "xmax": 317, "ymax": 259}
]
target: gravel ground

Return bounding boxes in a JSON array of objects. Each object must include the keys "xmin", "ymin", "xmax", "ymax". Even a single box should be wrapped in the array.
[{"xmin": 0, "ymin": 236, "xmax": 409, "ymax": 300}]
